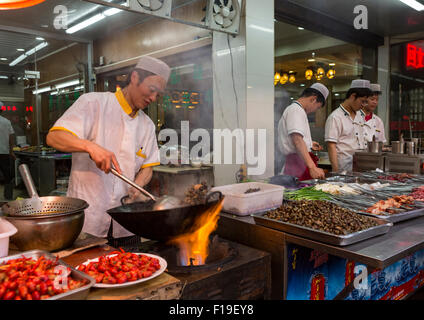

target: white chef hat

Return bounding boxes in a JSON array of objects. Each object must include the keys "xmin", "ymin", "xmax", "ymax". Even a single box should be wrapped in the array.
[
  {"xmin": 350, "ymin": 79, "xmax": 371, "ymax": 89},
  {"xmin": 310, "ymin": 83, "xmax": 329, "ymax": 100},
  {"xmin": 370, "ymin": 83, "xmax": 382, "ymax": 93},
  {"xmin": 135, "ymin": 56, "xmax": 171, "ymax": 82}
]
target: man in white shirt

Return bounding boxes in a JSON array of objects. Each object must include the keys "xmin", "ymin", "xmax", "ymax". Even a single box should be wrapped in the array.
[
  {"xmin": 47, "ymin": 56, "xmax": 169, "ymax": 247},
  {"xmin": 278, "ymin": 83, "xmax": 329, "ymax": 180},
  {"xmin": 325, "ymin": 80, "xmax": 372, "ymax": 172},
  {"xmin": 0, "ymin": 107, "xmax": 15, "ymax": 200},
  {"xmin": 359, "ymin": 83, "xmax": 386, "ymax": 147}
]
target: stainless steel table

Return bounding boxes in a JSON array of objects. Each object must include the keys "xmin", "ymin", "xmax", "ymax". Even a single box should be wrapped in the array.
[{"xmin": 217, "ymin": 212, "xmax": 424, "ymax": 299}]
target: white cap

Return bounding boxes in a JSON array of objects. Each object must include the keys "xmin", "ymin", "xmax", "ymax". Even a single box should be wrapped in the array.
[
  {"xmin": 310, "ymin": 83, "xmax": 329, "ymax": 100},
  {"xmin": 370, "ymin": 83, "xmax": 381, "ymax": 93},
  {"xmin": 135, "ymin": 56, "xmax": 171, "ymax": 82},
  {"xmin": 350, "ymin": 79, "xmax": 371, "ymax": 89}
]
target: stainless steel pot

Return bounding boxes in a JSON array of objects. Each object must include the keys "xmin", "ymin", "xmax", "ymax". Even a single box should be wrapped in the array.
[
  {"xmin": 367, "ymin": 141, "xmax": 383, "ymax": 153},
  {"xmin": 3, "ymin": 211, "xmax": 85, "ymax": 252},
  {"xmin": 406, "ymin": 141, "xmax": 415, "ymax": 156},
  {"xmin": 0, "ymin": 164, "xmax": 88, "ymax": 251},
  {"xmin": 392, "ymin": 141, "xmax": 404, "ymax": 154}
]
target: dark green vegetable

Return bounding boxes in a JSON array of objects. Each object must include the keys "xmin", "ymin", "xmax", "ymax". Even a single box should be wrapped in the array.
[{"xmin": 285, "ymin": 187, "xmax": 331, "ymax": 201}]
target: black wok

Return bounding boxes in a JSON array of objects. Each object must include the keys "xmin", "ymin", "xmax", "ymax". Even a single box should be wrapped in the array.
[{"xmin": 106, "ymin": 191, "xmax": 223, "ymax": 242}]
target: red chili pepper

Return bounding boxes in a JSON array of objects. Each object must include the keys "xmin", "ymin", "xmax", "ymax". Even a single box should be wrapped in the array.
[
  {"xmin": 32, "ymin": 291, "xmax": 40, "ymax": 300},
  {"xmin": 39, "ymin": 282, "xmax": 47, "ymax": 295},
  {"xmin": 3, "ymin": 290, "xmax": 15, "ymax": 300},
  {"xmin": 95, "ymin": 274, "xmax": 104, "ymax": 283},
  {"xmin": 0, "ymin": 285, "xmax": 6, "ymax": 299},
  {"xmin": 18, "ymin": 285, "xmax": 28, "ymax": 298}
]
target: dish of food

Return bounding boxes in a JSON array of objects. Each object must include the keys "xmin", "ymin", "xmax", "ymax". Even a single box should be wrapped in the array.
[
  {"xmin": 0, "ymin": 255, "xmax": 88, "ymax": 300},
  {"xmin": 365, "ymin": 195, "xmax": 415, "ymax": 215},
  {"xmin": 264, "ymin": 200, "xmax": 379, "ymax": 236},
  {"xmin": 76, "ymin": 249, "xmax": 166, "ymax": 288},
  {"xmin": 314, "ymin": 183, "xmax": 360, "ymax": 195}
]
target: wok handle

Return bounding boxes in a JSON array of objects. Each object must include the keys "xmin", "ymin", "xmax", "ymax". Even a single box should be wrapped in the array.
[
  {"xmin": 120, "ymin": 195, "xmax": 130, "ymax": 206},
  {"xmin": 205, "ymin": 191, "xmax": 223, "ymax": 203}
]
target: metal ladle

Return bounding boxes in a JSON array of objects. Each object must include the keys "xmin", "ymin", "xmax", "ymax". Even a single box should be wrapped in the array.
[{"xmin": 110, "ymin": 168, "xmax": 183, "ymax": 210}]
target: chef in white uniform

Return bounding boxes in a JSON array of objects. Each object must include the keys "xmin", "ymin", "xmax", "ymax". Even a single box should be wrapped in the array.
[
  {"xmin": 278, "ymin": 83, "xmax": 329, "ymax": 180},
  {"xmin": 325, "ymin": 79, "xmax": 372, "ymax": 172},
  {"xmin": 46, "ymin": 56, "xmax": 169, "ymax": 246},
  {"xmin": 359, "ymin": 83, "xmax": 386, "ymax": 147}
]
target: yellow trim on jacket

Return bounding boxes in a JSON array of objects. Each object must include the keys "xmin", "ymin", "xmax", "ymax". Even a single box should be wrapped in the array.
[
  {"xmin": 141, "ymin": 162, "xmax": 160, "ymax": 169},
  {"xmin": 49, "ymin": 126, "xmax": 78, "ymax": 137},
  {"xmin": 115, "ymin": 88, "xmax": 138, "ymax": 118}
]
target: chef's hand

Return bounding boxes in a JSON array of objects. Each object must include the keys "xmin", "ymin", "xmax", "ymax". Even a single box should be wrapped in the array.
[
  {"xmin": 312, "ymin": 141, "xmax": 323, "ymax": 152},
  {"xmin": 308, "ymin": 166, "xmax": 325, "ymax": 180},
  {"xmin": 86, "ymin": 142, "xmax": 122, "ymax": 174},
  {"xmin": 127, "ymin": 186, "xmax": 150, "ymax": 203}
]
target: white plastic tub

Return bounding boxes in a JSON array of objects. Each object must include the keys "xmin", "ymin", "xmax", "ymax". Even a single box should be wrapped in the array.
[
  {"xmin": 0, "ymin": 218, "xmax": 18, "ymax": 258},
  {"xmin": 211, "ymin": 182, "xmax": 285, "ymax": 216}
]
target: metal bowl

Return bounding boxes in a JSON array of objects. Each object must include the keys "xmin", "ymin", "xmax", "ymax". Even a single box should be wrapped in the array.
[{"xmin": 3, "ymin": 211, "xmax": 85, "ymax": 252}]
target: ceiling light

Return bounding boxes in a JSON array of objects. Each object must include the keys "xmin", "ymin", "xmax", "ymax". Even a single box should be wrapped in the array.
[
  {"xmin": 398, "ymin": 0, "xmax": 424, "ymax": 11},
  {"xmin": 10, "ymin": 42, "xmax": 49, "ymax": 66},
  {"xmin": 9, "ymin": 55, "xmax": 26, "ymax": 66},
  {"xmin": 280, "ymin": 73, "xmax": 289, "ymax": 84},
  {"xmin": 36, "ymin": 37, "xmax": 44, "ymax": 41},
  {"xmin": 300, "ymin": 84, "xmax": 305, "ymax": 87},
  {"xmin": 25, "ymin": 42, "xmax": 48, "ymax": 56},
  {"xmin": 308, "ymin": 59, "xmax": 315, "ymax": 62},
  {"xmin": 0, "ymin": 58, "xmax": 7, "ymax": 61},
  {"xmin": 17, "ymin": 49, "xmax": 25, "ymax": 52},
  {"xmin": 335, "ymin": 93, "xmax": 340, "ymax": 96},
  {"xmin": 66, "ymin": 2, "xmax": 126, "ymax": 34},
  {"xmin": 66, "ymin": 14, "xmax": 105, "ymax": 34},
  {"xmin": 305, "ymin": 69, "xmax": 313, "ymax": 80},
  {"xmin": 298, "ymin": 27, "xmax": 304, "ymax": 30},
  {"xmin": 0, "ymin": 75, "xmax": 8, "ymax": 79},
  {"xmin": 54, "ymin": 79, "xmax": 80, "ymax": 89},
  {"xmin": 32, "ymin": 86, "xmax": 51, "ymax": 94},
  {"xmin": 329, "ymin": 63, "xmax": 336, "ymax": 66}
]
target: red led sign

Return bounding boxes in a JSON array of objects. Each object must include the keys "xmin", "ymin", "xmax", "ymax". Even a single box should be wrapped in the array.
[{"xmin": 407, "ymin": 43, "xmax": 424, "ymax": 70}]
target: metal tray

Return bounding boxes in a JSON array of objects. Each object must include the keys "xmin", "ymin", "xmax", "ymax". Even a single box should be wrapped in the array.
[
  {"xmin": 302, "ymin": 176, "xmax": 391, "ymax": 185},
  {"xmin": 0, "ymin": 250, "xmax": 95, "ymax": 300},
  {"xmin": 356, "ymin": 207, "xmax": 424, "ymax": 224},
  {"xmin": 252, "ymin": 211, "xmax": 393, "ymax": 246}
]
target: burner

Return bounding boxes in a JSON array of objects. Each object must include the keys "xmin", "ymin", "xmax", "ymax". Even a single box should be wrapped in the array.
[
  {"xmin": 155, "ymin": 236, "xmax": 238, "ymax": 274},
  {"xmin": 122, "ymin": 236, "xmax": 271, "ymax": 299}
]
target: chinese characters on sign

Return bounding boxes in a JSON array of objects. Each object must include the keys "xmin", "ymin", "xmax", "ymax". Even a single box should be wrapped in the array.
[{"xmin": 406, "ymin": 43, "xmax": 424, "ymax": 70}]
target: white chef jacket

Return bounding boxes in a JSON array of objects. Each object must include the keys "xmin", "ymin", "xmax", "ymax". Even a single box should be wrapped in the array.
[
  {"xmin": 50, "ymin": 89, "xmax": 160, "ymax": 238},
  {"xmin": 0, "ymin": 115, "xmax": 14, "ymax": 154},
  {"xmin": 325, "ymin": 105, "xmax": 363, "ymax": 172},
  {"xmin": 359, "ymin": 109, "xmax": 387, "ymax": 144},
  {"xmin": 277, "ymin": 102, "xmax": 312, "ymax": 173}
]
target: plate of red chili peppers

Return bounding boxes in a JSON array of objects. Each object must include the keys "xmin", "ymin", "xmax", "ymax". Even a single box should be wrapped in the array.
[{"xmin": 76, "ymin": 248, "xmax": 167, "ymax": 288}]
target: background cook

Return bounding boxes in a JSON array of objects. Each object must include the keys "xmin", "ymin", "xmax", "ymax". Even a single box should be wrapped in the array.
[
  {"xmin": 46, "ymin": 56, "xmax": 170, "ymax": 247},
  {"xmin": 325, "ymin": 79, "xmax": 372, "ymax": 172},
  {"xmin": 278, "ymin": 83, "xmax": 329, "ymax": 180},
  {"xmin": 359, "ymin": 83, "xmax": 386, "ymax": 148},
  {"xmin": 0, "ymin": 104, "xmax": 15, "ymax": 200}
]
